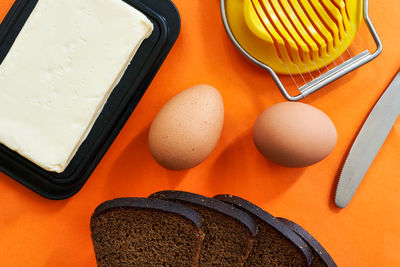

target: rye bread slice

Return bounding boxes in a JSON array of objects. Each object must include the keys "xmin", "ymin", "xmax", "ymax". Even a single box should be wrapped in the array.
[
  {"xmin": 90, "ymin": 197, "xmax": 204, "ymax": 267},
  {"xmin": 214, "ymin": 194, "xmax": 313, "ymax": 267},
  {"xmin": 150, "ymin": 190, "xmax": 258, "ymax": 267},
  {"xmin": 278, "ymin": 218, "xmax": 337, "ymax": 267}
]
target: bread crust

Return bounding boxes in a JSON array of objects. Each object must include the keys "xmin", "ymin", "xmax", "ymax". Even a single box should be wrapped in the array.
[
  {"xmin": 214, "ymin": 194, "xmax": 313, "ymax": 266},
  {"xmin": 91, "ymin": 197, "xmax": 203, "ymax": 228},
  {"xmin": 150, "ymin": 191, "xmax": 258, "ymax": 236},
  {"xmin": 278, "ymin": 218, "xmax": 337, "ymax": 267}
]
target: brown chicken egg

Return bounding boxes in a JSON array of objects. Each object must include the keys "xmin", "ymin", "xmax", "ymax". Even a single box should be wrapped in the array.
[
  {"xmin": 253, "ymin": 102, "xmax": 337, "ymax": 168},
  {"xmin": 149, "ymin": 84, "xmax": 224, "ymax": 170}
]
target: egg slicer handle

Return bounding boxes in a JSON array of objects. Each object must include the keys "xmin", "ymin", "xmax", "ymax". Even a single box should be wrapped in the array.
[{"xmin": 220, "ymin": 0, "xmax": 383, "ymax": 101}]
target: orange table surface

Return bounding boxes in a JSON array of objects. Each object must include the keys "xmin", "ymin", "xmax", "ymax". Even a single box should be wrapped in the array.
[{"xmin": 0, "ymin": 0, "xmax": 399, "ymax": 266}]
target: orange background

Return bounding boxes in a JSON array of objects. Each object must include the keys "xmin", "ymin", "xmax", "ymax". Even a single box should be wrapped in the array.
[{"xmin": 0, "ymin": 0, "xmax": 399, "ymax": 266}]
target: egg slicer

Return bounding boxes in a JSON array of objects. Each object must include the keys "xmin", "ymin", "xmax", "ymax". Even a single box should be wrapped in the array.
[{"xmin": 221, "ymin": 0, "xmax": 382, "ymax": 101}]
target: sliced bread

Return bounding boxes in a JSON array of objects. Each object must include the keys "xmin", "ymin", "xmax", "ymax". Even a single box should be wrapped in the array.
[
  {"xmin": 278, "ymin": 218, "xmax": 337, "ymax": 267},
  {"xmin": 214, "ymin": 194, "xmax": 313, "ymax": 267},
  {"xmin": 150, "ymin": 190, "xmax": 258, "ymax": 266},
  {"xmin": 90, "ymin": 197, "xmax": 204, "ymax": 267}
]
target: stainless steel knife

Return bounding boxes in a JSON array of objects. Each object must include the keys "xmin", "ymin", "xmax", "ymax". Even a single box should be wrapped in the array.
[{"xmin": 335, "ymin": 70, "xmax": 400, "ymax": 208}]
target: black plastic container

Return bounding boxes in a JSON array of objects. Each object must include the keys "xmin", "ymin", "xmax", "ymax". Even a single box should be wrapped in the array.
[{"xmin": 0, "ymin": 0, "xmax": 180, "ymax": 199}]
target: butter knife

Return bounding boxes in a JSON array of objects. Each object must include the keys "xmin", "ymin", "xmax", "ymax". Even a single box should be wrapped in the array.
[{"xmin": 335, "ymin": 70, "xmax": 400, "ymax": 208}]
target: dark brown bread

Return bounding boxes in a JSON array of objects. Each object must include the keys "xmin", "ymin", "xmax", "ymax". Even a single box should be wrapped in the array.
[
  {"xmin": 214, "ymin": 194, "xmax": 313, "ymax": 267},
  {"xmin": 278, "ymin": 218, "xmax": 337, "ymax": 267},
  {"xmin": 90, "ymin": 197, "xmax": 204, "ymax": 267},
  {"xmin": 149, "ymin": 190, "xmax": 258, "ymax": 267}
]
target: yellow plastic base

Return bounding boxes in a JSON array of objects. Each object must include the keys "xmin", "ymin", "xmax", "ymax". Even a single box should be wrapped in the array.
[{"xmin": 226, "ymin": 0, "xmax": 363, "ymax": 74}]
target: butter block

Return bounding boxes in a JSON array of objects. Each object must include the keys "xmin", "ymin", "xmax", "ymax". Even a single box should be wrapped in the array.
[{"xmin": 0, "ymin": 0, "xmax": 153, "ymax": 173}]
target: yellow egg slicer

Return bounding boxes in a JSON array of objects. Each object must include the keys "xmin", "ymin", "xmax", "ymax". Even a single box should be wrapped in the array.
[{"xmin": 221, "ymin": 0, "xmax": 382, "ymax": 100}]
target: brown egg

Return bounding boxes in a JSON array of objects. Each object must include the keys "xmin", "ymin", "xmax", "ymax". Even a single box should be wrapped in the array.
[
  {"xmin": 149, "ymin": 84, "xmax": 224, "ymax": 170},
  {"xmin": 253, "ymin": 102, "xmax": 337, "ymax": 168}
]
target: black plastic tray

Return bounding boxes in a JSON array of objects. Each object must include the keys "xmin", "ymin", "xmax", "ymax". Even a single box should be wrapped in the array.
[{"xmin": 0, "ymin": 0, "xmax": 180, "ymax": 199}]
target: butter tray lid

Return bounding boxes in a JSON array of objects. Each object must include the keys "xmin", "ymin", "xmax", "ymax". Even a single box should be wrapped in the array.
[{"xmin": 0, "ymin": 0, "xmax": 180, "ymax": 199}]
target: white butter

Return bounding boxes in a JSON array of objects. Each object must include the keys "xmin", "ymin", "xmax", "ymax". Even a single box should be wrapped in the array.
[{"xmin": 0, "ymin": 0, "xmax": 153, "ymax": 173}]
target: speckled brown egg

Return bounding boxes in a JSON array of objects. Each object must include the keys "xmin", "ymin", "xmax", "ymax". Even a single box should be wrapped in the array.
[
  {"xmin": 149, "ymin": 84, "xmax": 224, "ymax": 170},
  {"xmin": 253, "ymin": 102, "xmax": 337, "ymax": 168}
]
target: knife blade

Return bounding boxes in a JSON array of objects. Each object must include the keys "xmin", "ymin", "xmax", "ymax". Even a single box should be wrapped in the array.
[{"xmin": 335, "ymin": 70, "xmax": 400, "ymax": 208}]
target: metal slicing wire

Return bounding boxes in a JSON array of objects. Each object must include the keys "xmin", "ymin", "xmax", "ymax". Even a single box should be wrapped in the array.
[
  {"xmin": 249, "ymin": 0, "xmax": 304, "ymax": 88},
  {"xmin": 287, "ymin": 0, "xmax": 331, "ymax": 73},
  {"xmin": 275, "ymin": 0, "xmax": 315, "ymax": 62},
  {"xmin": 249, "ymin": 0, "xmax": 284, "ymax": 59},
  {"xmin": 296, "ymin": 0, "xmax": 339, "ymax": 70},
  {"xmin": 275, "ymin": 0, "xmax": 319, "ymax": 81},
  {"xmin": 330, "ymin": 0, "xmax": 369, "ymax": 69},
  {"xmin": 312, "ymin": 59, "xmax": 323, "ymax": 76},
  {"xmin": 271, "ymin": 0, "xmax": 365, "ymax": 86},
  {"xmin": 249, "ymin": 0, "xmax": 369, "ymax": 91},
  {"xmin": 249, "ymin": 0, "xmax": 297, "ymax": 83},
  {"xmin": 343, "ymin": 0, "xmax": 368, "ymax": 53},
  {"xmin": 252, "ymin": 0, "xmax": 307, "ymax": 86},
  {"xmin": 307, "ymin": 0, "xmax": 349, "ymax": 68},
  {"xmin": 283, "ymin": 61, "xmax": 301, "ymax": 89},
  {"xmin": 335, "ymin": 0, "xmax": 362, "ymax": 54},
  {"xmin": 337, "ymin": 2, "xmax": 361, "ymax": 56},
  {"xmin": 290, "ymin": 0, "xmax": 368, "ymax": 88},
  {"xmin": 326, "ymin": 0, "xmax": 355, "ymax": 59},
  {"xmin": 316, "ymin": 0, "xmax": 369, "ymax": 71},
  {"xmin": 307, "ymin": 0, "xmax": 347, "ymax": 69},
  {"xmin": 278, "ymin": 0, "xmax": 324, "ymax": 77},
  {"xmin": 263, "ymin": 0, "xmax": 313, "ymax": 85},
  {"xmin": 318, "ymin": 0, "xmax": 355, "ymax": 61},
  {"xmin": 294, "ymin": 0, "xmax": 338, "ymax": 83}
]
